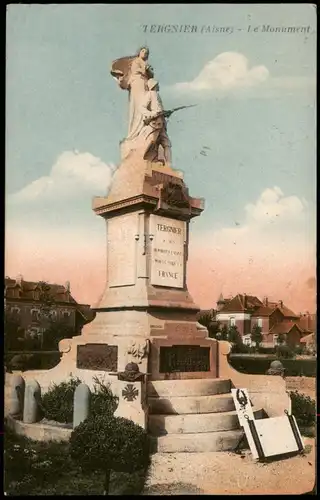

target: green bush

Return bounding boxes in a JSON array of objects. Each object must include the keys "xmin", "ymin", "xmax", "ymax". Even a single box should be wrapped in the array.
[
  {"xmin": 228, "ymin": 355, "xmax": 316, "ymax": 377},
  {"xmin": 40, "ymin": 375, "xmax": 118, "ymax": 424},
  {"xmin": 70, "ymin": 414, "xmax": 150, "ymax": 494},
  {"xmin": 91, "ymin": 376, "xmax": 118, "ymax": 418},
  {"xmin": 41, "ymin": 376, "xmax": 82, "ymax": 423},
  {"xmin": 276, "ymin": 345, "xmax": 296, "ymax": 359},
  {"xmin": 7, "ymin": 351, "xmax": 61, "ymax": 371},
  {"xmin": 290, "ymin": 390, "xmax": 316, "ymax": 428}
]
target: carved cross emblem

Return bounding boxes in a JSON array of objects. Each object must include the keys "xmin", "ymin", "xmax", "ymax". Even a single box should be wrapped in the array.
[{"xmin": 122, "ymin": 384, "xmax": 139, "ymax": 402}]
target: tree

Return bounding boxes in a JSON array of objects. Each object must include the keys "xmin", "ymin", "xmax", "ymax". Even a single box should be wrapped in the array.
[
  {"xmin": 70, "ymin": 415, "xmax": 150, "ymax": 495},
  {"xmin": 42, "ymin": 318, "xmax": 75, "ymax": 350},
  {"xmin": 227, "ymin": 325, "xmax": 242, "ymax": 346},
  {"xmin": 250, "ymin": 325, "xmax": 263, "ymax": 351},
  {"xmin": 197, "ymin": 310, "xmax": 220, "ymax": 339},
  {"xmin": 277, "ymin": 333, "xmax": 285, "ymax": 346},
  {"xmin": 4, "ymin": 311, "xmax": 25, "ymax": 351},
  {"xmin": 219, "ymin": 324, "xmax": 229, "ymax": 341}
]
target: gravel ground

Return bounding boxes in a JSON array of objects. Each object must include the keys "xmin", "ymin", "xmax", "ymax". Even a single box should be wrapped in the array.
[{"xmin": 144, "ymin": 440, "xmax": 315, "ymax": 495}]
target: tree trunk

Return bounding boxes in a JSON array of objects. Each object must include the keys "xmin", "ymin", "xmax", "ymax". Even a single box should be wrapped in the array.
[{"xmin": 103, "ymin": 469, "xmax": 111, "ymax": 495}]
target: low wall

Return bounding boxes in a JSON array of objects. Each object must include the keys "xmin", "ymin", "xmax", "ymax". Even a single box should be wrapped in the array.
[
  {"xmin": 218, "ymin": 341, "xmax": 291, "ymax": 417},
  {"xmin": 6, "ymin": 414, "xmax": 72, "ymax": 442},
  {"xmin": 285, "ymin": 377, "xmax": 316, "ymax": 398}
]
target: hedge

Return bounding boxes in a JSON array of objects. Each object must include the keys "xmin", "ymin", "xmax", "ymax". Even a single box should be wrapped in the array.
[
  {"xmin": 228, "ymin": 355, "xmax": 316, "ymax": 377},
  {"xmin": 5, "ymin": 351, "xmax": 61, "ymax": 371}
]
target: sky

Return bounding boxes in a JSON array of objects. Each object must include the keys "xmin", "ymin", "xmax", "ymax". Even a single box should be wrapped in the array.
[{"xmin": 6, "ymin": 4, "xmax": 317, "ymax": 313}]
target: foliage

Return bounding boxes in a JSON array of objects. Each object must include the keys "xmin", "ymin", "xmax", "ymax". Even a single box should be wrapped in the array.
[
  {"xmin": 70, "ymin": 414, "xmax": 150, "ymax": 494},
  {"xmin": 218, "ymin": 324, "xmax": 229, "ymax": 341},
  {"xmin": 6, "ymin": 351, "xmax": 61, "ymax": 371},
  {"xmin": 4, "ymin": 312, "xmax": 25, "ymax": 351},
  {"xmin": 42, "ymin": 319, "xmax": 75, "ymax": 350},
  {"xmin": 289, "ymin": 390, "xmax": 316, "ymax": 428},
  {"xmin": 250, "ymin": 325, "xmax": 263, "ymax": 350},
  {"xmin": 276, "ymin": 345, "xmax": 296, "ymax": 359},
  {"xmin": 228, "ymin": 355, "xmax": 316, "ymax": 377},
  {"xmin": 277, "ymin": 333, "xmax": 286, "ymax": 345},
  {"xmin": 227, "ymin": 325, "xmax": 242, "ymax": 345},
  {"xmin": 91, "ymin": 376, "xmax": 118, "ymax": 417},
  {"xmin": 196, "ymin": 310, "xmax": 220, "ymax": 338},
  {"xmin": 4, "ymin": 421, "xmax": 146, "ymax": 495},
  {"xmin": 231, "ymin": 343, "xmax": 255, "ymax": 354},
  {"xmin": 41, "ymin": 376, "xmax": 82, "ymax": 423},
  {"xmin": 40, "ymin": 375, "xmax": 118, "ymax": 424}
]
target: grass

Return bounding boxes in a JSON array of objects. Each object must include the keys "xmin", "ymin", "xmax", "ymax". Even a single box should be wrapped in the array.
[{"xmin": 4, "ymin": 420, "xmax": 148, "ymax": 495}]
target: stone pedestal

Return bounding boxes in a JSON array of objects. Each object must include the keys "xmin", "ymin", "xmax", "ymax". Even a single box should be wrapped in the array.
[{"xmin": 78, "ymin": 155, "xmax": 217, "ymax": 380}]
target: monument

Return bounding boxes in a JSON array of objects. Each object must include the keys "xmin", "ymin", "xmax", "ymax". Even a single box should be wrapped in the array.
[
  {"xmin": 15, "ymin": 47, "xmax": 291, "ymax": 452},
  {"xmin": 79, "ymin": 45, "xmax": 218, "ymax": 380}
]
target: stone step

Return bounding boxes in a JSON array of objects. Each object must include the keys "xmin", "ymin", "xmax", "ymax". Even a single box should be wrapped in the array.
[
  {"xmin": 149, "ymin": 408, "xmax": 264, "ymax": 435},
  {"xmin": 150, "ymin": 429, "xmax": 244, "ymax": 453},
  {"xmin": 148, "ymin": 392, "xmax": 235, "ymax": 415},
  {"xmin": 147, "ymin": 378, "xmax": 231, "ymax": 398}
]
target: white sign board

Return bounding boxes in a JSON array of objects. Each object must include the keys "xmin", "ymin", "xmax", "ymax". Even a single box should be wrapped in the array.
[
  {"xmin": 232, "ymin": 388, "xmax": 304, "ymax": 461},
  {"xmin": 107, "ymin": 213, "xmax": 138, "ymax": 287},
  {"xmin": 252, "ymin": 415, "xmax": 304, "ymax": 459},
  {"xmin": 149, "ymin": 215, "xmax": 186, "ymax": 288}
]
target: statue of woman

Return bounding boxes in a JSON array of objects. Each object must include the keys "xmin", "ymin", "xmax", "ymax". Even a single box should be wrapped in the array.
[{"xmin": 111, "ymin": 47, "xmax": 155, "ymax": 159}]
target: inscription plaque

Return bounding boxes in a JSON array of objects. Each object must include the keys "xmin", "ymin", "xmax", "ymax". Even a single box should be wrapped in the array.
[
  {"xmin": 150, "ymin": 214, "xmax": 186, "ymax": 288},
  {"xmin": 77, "ymin": 344, "xmax": 118, "ymax": 371},
  {"xmin": 159, "ymin": 345, "xmax": 210, "ymax": 373}
]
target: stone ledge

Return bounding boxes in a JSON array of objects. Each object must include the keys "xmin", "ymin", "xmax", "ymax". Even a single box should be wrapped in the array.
[{"xmin": 6, "ymin": 414, "xmax": 72, "ymax": 442}]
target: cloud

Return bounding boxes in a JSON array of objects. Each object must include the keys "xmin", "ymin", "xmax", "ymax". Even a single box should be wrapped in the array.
[
  {"xmin": 173, "ymin": 52, "xmax": 269, "ymax": 92},
  {"xmin": 8, "ymin": 151, "xmax": 115, "ymax": 205},
  {"xmin": 244, "ymin": 186, "xmax": 305, "ymax": 224}
]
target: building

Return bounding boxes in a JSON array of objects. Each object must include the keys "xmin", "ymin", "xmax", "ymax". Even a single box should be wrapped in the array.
[
  {"xmin": 5, "ymin": 275, "xmax": 95, "ymax": 338},
  {"xmin": 215, "ymin": 293, "xmax": 310, "ymax": 347}
]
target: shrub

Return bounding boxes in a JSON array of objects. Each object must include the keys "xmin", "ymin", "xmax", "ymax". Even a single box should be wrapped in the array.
[
  {"xmin": 70, "ymin": 414, "xmax": 150, "ymax": 494},
  {"xmin": 289, "ymin": 390, "xmax": 316, "ymax": 428},
  {"xmin": 40, "ymin": 375, "xmax": 118, "ymax": 424},
  {"xmin": 276, "ymin": 345, "xmax": 296, "ymax": 359},
  {"xmin": 228, "ymin": 356, "xmax": 316, "ymax": 377},
  {"xmin": 41, "ymin": 376, "xmax": 82, "ymax": 423},
  {"xmin": 91, "ymin": 376, "xmax": 118, "ymax": 418}
]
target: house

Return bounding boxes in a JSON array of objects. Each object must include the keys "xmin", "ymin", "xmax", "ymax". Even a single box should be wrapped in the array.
[
  {"xmin": 216, "ymin": 293, "xmax": 308, "ymax": 347},
  {"xmin": 300, "ymin": 332, "xmax": 316, "ymax": 352},
  {"xmin": 5, "ymin": 275, "xmax": 95, "ymax": 338}
]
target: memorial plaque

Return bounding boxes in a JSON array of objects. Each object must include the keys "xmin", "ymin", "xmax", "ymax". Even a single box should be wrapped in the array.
[
  {"xmin": 107, "ymin": 213, "xmax": 138, "ymax": 287},
  {"xmin": 150, "ymin": 214, "xmax": 186, "ymax": 288},
  {"xmin": 159, "ymin": 345, "xmax": 210, "ymax": 373},
  {"xmin": 76, "ymin": 344, "xmax": 118, "ymax": 371}
]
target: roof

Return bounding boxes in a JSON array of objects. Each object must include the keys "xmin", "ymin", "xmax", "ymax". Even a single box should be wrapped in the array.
[
  {"xmin": 218, "ymin": 294, "xmax": 263, "ymax": 313},
  {"xmin": 300, "ymin": 333, "xmax": 315, "ymax": 344},
  {"xmin": 5, "ymin": 277, "xmax": 94, "ymax": 322},
  {"xmin": 277, "ymin": 305, "xmax": 299, "ymax": 318},
  {"xmin": 251, "ymin": 305, "xmax": 277, "ymax": 317},
  {"xmin": 269, "ymin": 321, "xmax": 303, "ymax": 335}
]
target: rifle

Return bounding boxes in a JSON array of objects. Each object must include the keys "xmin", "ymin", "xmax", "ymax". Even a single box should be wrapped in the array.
[{"xmin": 144, "ymin": 104, "xmax": 197, "ymax": 126}]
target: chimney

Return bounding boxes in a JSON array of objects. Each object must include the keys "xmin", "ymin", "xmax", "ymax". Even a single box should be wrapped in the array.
[
  {"xmin": 243, "ymin": 293, "xmax": 247, "ymax": 309},
  {"xmin": 65, "ymin": 281, "xmax": 70, "ymax": 293},
  {"xmin": 15, "ymin": 274, "xmax": 23, "ymax": 286},
  {"xmin": 263, "ymin": 296, "xmax": 268, "ymax": 306},
  {"xmin": 278, "ymin": 300, "xmax": 283, "ymax": 308}
]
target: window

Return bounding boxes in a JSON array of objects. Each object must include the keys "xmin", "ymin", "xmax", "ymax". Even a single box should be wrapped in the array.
[
  {"xmin": 230, "ymin": 317, "xmax": 236, "ymax": 327},
  {"xmin": 11, "ymin": 307, "xmax": 20, "ymax": 318},
  {"xmin": 257, "ymin": 318, "xmax": 263, "ymax": 328},
  {"xmin": 31, "ymin": 309, "xmax": 40, "ymax": 322},
  {"xmin": 49, "ymin": 311, "xmax": 57, "ymax": 322},
  {"xmin": 243, "ymin": 335, "xmax": 251, "ymax": 346},
  {"xmin": 63, "ymin": 311, "xmax": 70, "ymax": 319}
]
